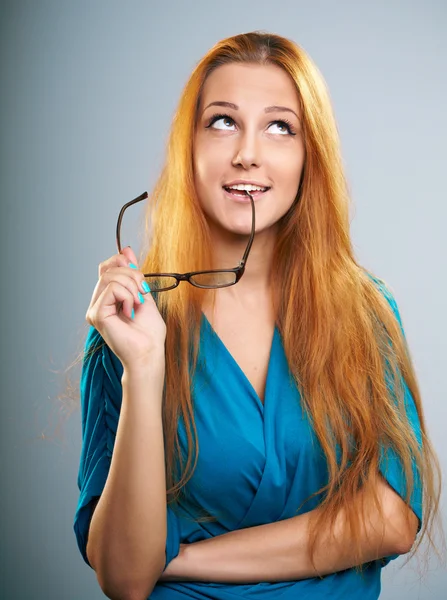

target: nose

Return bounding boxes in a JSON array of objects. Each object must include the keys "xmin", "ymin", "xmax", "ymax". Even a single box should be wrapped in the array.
[{"xmin": 231, "ymin": 129, "xmax": 261, "ymax": 169}]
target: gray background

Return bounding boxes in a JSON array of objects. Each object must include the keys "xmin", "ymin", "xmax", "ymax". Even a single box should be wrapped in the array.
[{"xmin": 1, "ymin": 0, "xmax": 445, "ymax": 598}]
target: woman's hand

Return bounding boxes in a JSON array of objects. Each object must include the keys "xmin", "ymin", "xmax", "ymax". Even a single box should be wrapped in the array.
[{"xmin": 85, "ymin": 246, "xmax": 167, "ymax": 371}]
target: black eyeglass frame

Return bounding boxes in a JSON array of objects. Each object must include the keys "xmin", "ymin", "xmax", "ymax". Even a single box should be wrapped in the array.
[{"xmin": 116, "ymin": 190, "xmax": 256, "ymax": 291}]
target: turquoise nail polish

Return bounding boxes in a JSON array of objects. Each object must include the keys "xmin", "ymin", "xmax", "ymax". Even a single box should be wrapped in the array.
[
  {"xmin": 142, "ymin": 281, "xmax": 151, "ymax": 293},
  {"xmin": 138, "ymin": 292, "xmax": 145, "ymax": 303},
  {"xmin": 131, "ymin": 308, "xmax": 135, "ymax": 319},
  {"xmin": 129, "ymin": 263, "xmax": 137, "ymax": 269}
]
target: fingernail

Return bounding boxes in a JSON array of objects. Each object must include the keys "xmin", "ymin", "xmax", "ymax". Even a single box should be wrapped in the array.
[
  {"xmin": 129, "ymin": 263, "xmax": 137, "ymax": 269},
  {"xmin": 142, "ymin": 281, "xmax": 151, "ymax": 293},
  {"xmin": 138, "ymin": 292, "xmax": 145, "ymax": 303},
  {"xmin": 131, "ymin": 308, "xmax": 135, "ymax": 320}
]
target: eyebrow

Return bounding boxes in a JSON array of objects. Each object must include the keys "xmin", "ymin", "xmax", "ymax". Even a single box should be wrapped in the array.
[{"xmin": 203, "ymin": 101, "xmax": 300, "ymax": 121}]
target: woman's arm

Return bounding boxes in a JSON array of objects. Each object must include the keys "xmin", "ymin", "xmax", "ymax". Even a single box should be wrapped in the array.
[
  {"xmin": 160, "ymin": 475, "xmax": 418, "ymax": 584},
  {"xmin": 87, "ymin": 362, "xmax": 167, "ymax": 600}
]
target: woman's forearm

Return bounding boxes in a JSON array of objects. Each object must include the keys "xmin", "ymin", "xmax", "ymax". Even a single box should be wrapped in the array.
[
  {"xmin": 87, "ymin": 361, "xmax": 167, "ymax": 599},
  {"xmin": 161, "ymin": 480, "xmax": 411, "ymax": 584}
]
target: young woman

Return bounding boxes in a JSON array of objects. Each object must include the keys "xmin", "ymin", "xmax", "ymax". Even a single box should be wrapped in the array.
[{"xmin": 73, "ymin": 31, "xmax": 442, "ymax": 599}]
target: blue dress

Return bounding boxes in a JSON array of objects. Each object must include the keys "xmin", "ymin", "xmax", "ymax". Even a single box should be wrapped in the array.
[{"xmin": 74, "ymin": 277, "xmax": 422, "ymax": 599}]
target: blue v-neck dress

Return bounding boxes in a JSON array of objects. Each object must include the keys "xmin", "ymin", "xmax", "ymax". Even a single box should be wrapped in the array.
[{"xmin": 74, "ymin": 278, "xmax": 422, "ymax": 599}]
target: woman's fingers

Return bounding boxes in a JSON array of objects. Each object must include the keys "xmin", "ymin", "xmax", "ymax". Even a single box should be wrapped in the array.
[
  {"xmin": 98, "ymin": 245, "xmax": 140, "ymax": 277},
  {"xmin": 98, "ymin": 252, "xmax": 129, "ymax": 278},
  {"xmin": 119, "ymin": 245, "xmax": 140, "ymax": 267},
  {"xmin": 87, "ymin": 280, "xmax": 135, "ymax": 326},
  {"xmin": 101, "ymin": 269, "xmax": 147, "ymax": 305},
  {"xmin": 90, "ymin": 267, "xmax": 147, "ymax": 311}
]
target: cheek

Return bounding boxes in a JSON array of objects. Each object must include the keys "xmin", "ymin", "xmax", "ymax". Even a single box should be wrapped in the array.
[
  {"xmin": 271, "ymin": 150, "xmax": 304, "ymax": 186},
  {"xmin": 194, "ymin": 142, "xmax": 223, "ymax": 187}
]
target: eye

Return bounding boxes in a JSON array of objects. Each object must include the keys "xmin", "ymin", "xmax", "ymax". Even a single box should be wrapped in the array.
[
  {"xmin": 267, "ymin": 120, "xmax": 296, "ymax": 135},
  {"xmin": 205, "ymin": 113, "xmax": 297, "ymax": 136},
  {"xmin": 206, "ymin": 114, "xmax": 236, "ymax": 130}
]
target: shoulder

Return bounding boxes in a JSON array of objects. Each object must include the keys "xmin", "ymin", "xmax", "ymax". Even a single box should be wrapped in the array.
[
  {"xmin": 363, "ymin": 269, "xmax": 403, "ymax": 327},
  {"xmin": 363, "ymin": 269, "xmax": 396, "ymax": 301}
]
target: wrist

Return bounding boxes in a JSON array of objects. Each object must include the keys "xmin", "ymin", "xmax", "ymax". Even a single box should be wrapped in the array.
[
  {"xmin": 122, "ymin": 358, "xmax": 165, "ymax": 384},
  {"xmin": 122, "ymin": 353, "xmax": 165, "ymax": 379}
]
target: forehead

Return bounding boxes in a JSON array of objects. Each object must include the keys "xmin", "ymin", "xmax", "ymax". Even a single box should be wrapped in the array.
[{"xmin": 199, "ymin": 62, "xmax": 300, "ymax": 113}]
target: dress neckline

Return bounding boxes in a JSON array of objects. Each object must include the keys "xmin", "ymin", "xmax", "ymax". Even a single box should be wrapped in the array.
[{"xmin": 201, "ymin": 311, "xmax": 278, "ymax": 411}]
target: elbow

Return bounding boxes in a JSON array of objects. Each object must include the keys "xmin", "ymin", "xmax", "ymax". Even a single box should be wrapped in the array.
[
  {"xmin": 392, "ymin": 527, "xmax": 418, "ymax": 557},
  {"xmin": 100, "ymin": 582, "xmax": 155, "ymax": 600},
  {"xmin": 92, "ymin": 548, "xmax": 165, "ymax": 600},
  {"xmin": 85, "ymin": 509, "xmax": 166, "ymax": 599},
  {"xmin": 378, "ymin": 475, "xmax": 420, "ymax": 556},
  {"xmin": 388, "ymin": 509, "xmax": 420, "ymax": 556},
  {"xmin": 99, "ymin": 571, "xmax": 160, "ymax": 600}
]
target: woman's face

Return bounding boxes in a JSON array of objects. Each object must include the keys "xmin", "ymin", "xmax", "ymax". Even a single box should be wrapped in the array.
[{"xmin": 193, "ymin": 62, "xmax": 305, "ymax": 237}]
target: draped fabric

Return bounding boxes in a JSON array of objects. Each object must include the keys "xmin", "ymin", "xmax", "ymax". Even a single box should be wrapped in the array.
[{"xmin": 74, "ymin": 278, "xmax": 422, "ymax": 599}]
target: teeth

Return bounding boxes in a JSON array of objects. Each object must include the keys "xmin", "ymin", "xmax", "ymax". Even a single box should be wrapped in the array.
[{"xmin": 226, "ymin": 184, "xmax": 267, "ymax": 192}]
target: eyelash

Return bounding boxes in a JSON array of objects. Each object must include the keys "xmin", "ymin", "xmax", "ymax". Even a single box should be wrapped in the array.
[{"xmin": 205, "ymin": 112, "xmax": 297, "ymax": 136}]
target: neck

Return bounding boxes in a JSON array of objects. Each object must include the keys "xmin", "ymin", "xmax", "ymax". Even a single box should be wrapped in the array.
[{"xmin": 206, "ymin": 224, "xmax": 277, "ymax": 309}]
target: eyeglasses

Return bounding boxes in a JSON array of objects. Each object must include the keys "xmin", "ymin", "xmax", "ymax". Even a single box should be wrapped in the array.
[{"xmin": 116, "ymin": 190, "xmax": 256, "ymax": 292}]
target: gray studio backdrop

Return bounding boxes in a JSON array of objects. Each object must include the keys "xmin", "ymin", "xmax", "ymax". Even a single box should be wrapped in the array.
[{"xmin": 1, "ymin": 1, "xmax": 445, "ymax": 598}]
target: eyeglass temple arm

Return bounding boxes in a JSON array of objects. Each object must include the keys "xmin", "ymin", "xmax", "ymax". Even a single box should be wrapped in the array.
[
  {"xmin": 238, "ymin": 192, "xmax": 256, "ymax": 268},
  {"xmin": 116, "ymin": 191, "xmax": 149, "ymax": 253}
]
